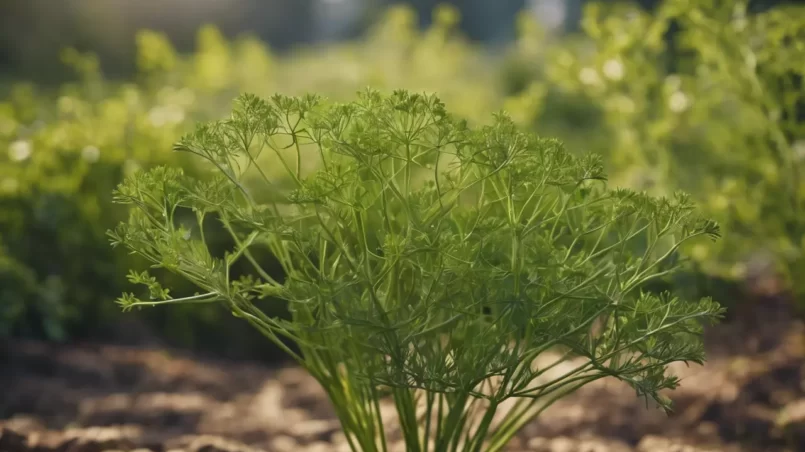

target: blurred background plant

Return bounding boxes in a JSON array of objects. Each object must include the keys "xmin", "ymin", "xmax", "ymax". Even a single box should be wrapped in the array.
[
  {"xmin": 0, "ymin": 0, "xmax": 802, "ymax": 360},
  {"xmin": 520, "ymin": 0, "xmax": 805, "ymax": 312},
  {"xmin": 0, "ymin": 1, "xmax": 518, "ymax": 358}
]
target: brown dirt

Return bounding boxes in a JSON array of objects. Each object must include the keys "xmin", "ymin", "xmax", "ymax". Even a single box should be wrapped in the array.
[{"xmin": 2, "ymin": 306, "xmax": 805, "ymax": 452}]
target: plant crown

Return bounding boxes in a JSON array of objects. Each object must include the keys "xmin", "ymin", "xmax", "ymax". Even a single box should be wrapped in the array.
[{"xmin": 110, "ymin": 89, "xmax": 723, "ymax": 452}]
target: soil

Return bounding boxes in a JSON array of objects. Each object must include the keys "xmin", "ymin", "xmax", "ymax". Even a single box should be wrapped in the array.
[{"xmin": 2, "ymin": 298, "xmax": 805, "ymax": 452}]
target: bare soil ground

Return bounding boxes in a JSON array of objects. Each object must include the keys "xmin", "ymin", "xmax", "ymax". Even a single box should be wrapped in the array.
[{"xmin": 2, "ymin": 301, "xmax": 805, "ymax": 452}]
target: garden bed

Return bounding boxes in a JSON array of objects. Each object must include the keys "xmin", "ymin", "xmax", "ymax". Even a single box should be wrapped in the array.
[{"xmin": 2, "ymin": 299, "xmax": 804, "ymax": 452}]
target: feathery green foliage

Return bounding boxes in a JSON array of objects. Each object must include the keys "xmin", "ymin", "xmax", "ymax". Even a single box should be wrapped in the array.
[{"xmin": 110, "ymin": 90, "xmax": 722, "ymax": 451}]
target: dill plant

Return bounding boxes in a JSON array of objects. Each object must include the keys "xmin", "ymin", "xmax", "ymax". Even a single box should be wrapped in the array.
[{"xmin": 109, "ymin": 90, "xmax": 723, "ymax": 451}]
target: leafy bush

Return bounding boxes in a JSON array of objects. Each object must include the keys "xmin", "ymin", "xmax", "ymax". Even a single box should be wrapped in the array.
[
  {"xmin": 135, "ymin": 4, "xmax": 507, "ymax": 124},
  {"xmin": 0, "ymin": 4, "xmax": 516, "ymax": 353},
  {"xmin": 0, "ymin": 58, "xmax": 199, "ymax": 340},
  {"xmin": 514, "ymin": 0, "xmax": 805, "ymax": 305},
  {"xmin": 111, "ymin": 90, "xmax": 722, "ymax": 451}
]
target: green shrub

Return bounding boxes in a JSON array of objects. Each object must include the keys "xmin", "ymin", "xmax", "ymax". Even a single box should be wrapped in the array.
[
  {"xmin": 0, "ymin": 58, "xmax": 197, "ymax": 339},
  {"xmin": 514, "ymin": 0, "xmax": 805, "ymax": 306},
  {"xmin": 0, "ymin": 4, "xmax": 515, "ymax": 352},
  {"xmin": 0, "ymin": 37, "xmax": 303, "ymax": 355},
  {"xmin": 111, "ymin": 89, "xmax": 722, "ymax": 451}
]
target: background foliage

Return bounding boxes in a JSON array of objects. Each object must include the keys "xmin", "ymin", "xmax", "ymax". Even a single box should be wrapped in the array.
[{"xmin": 1, "ymin": 0, "xmax": 803, "ymax": 359}]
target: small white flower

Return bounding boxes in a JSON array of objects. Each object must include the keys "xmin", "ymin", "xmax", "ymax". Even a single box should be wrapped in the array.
[
  {"xmin": 578, "ymin": 67, "xmax": 601, "ymax": 86},
  {"xmin": 602, "ymin": 59, "xmax": 624, "ymax": 81},
  {"xmin": 8, "ymin": 140, "xmax": 32, "ymax": 162},
  {"xmin": 82, "ymin": 145, "xmax": 101, "ymax": 163},
  {"xmin": 668, "ymin": 91, "xmax": 690, "ymax": 113}
]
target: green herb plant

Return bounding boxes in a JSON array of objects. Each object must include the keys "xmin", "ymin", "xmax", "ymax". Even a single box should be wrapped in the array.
[{"xmin": 110, "ymin": 90, "xmax": 722, "ymax": 451}]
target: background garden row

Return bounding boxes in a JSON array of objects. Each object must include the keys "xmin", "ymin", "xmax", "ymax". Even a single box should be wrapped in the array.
[{"xmin": 1, "ymin": 0, "xmax": 803, "ymax": 361}]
